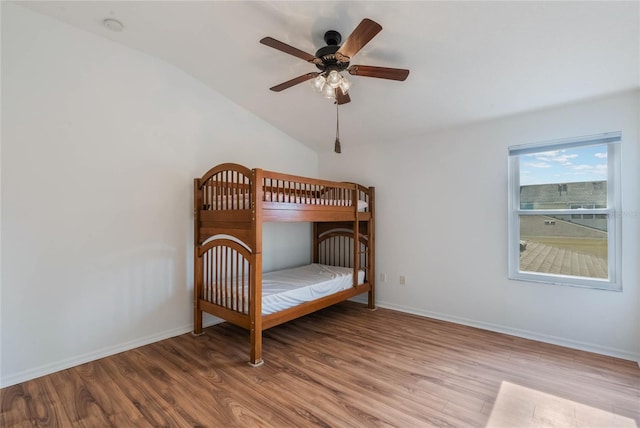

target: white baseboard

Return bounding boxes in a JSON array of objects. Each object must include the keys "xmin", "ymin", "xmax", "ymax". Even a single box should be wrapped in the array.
[
  {"xmin": 1, "ymin": 318, "xmax": 223, "ymax": 388},
  {"xmin": 374, "ymin": 300, "xmax": 640, "ymax": 364}
]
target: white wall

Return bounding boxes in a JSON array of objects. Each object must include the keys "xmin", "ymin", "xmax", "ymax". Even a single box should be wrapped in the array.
[
  {"xmin": 320, "ymin": 90, "xmax": 640, "ymax": 362},
  {"xmin": 1, "ymin": 4, "xmax": 317, "ymax": 387}
]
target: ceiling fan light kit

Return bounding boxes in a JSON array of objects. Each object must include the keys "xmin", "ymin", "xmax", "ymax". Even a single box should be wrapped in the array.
[
  {"xmin": 260, "ymin": 18, "xmax": 410, "ymax": 152},
  {"xmin": 312, "ymin": 71, "xmax": 352, "ymax": 101}
]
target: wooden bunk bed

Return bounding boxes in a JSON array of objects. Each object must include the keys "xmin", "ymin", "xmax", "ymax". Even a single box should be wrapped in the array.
[{"xmin": 193, "ymin": 163, "xmax": 375, "ymax": 366}]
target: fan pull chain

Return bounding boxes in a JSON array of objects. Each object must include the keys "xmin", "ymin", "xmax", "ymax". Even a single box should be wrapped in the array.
[{"xmin": 334, "ymin": 102, "xmax": 342, "ymax": 154}]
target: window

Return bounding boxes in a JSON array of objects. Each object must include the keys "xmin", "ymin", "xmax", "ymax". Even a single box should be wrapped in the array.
[{"xmin": 508, "ymin": 132, "xmax": 621, "ymax": 290}]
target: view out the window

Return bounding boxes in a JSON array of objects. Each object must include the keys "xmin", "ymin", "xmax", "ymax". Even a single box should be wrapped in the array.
[{"xmin": 508, "ymin": 133, "xmax": 621, "ymax": 290}]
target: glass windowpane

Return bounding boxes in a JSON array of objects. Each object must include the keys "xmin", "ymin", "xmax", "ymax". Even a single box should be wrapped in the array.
[
  {"xmin": 519, "ymin": 215, "xmax": 608, "ymax": 279},
  {"xmin": 519, "ymin": 145, "xmax": 608, "ymax": 210}
]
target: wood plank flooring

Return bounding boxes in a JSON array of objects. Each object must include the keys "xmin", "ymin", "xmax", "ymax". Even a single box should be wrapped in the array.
[{"xmin": 2, "ymin": 302, "xmax": 639, "ymax": 427}]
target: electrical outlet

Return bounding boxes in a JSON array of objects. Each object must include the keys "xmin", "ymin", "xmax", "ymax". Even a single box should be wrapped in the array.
[
  {"xmin": 400, "ymin": 275, "xmax": 406, "ymax": 285},
  {"xmin": 380, "ymin": 273, "xmax": 387, "ymax": 282}
]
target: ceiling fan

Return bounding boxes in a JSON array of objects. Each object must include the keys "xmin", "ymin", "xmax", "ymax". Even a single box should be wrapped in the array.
[{"xmin": 260, "ymin": 18, "xmax": 410, "ymax": 105}]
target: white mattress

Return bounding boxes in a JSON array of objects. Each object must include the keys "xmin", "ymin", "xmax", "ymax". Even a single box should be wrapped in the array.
[{"xmin": 262, "ymin": 264, "xmax": 365, "ymax": 315}]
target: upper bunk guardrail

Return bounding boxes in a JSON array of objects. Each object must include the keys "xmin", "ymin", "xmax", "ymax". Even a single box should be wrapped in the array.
[
  {"xmin": 260, "ymin": 170, "xmax": 369, "ymax": 211},
  {"xmin": 196, "ymin": 164, "xmax": 371, "ymax": 213}
]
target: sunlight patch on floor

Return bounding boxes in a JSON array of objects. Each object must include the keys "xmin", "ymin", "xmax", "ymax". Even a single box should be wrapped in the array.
[{"xmin": 486, "ymin": 381, "xmax": 637, "ymax": 428}]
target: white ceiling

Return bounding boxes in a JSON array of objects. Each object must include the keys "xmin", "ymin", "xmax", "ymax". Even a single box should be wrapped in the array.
[{"xmin": 17, "ymin": 1, "xmax": 640, "ymax": 153}]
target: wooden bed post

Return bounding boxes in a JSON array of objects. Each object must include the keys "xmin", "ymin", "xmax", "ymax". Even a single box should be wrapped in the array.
[
  {"xmin": 352, "ymin": 186, "xmax": 360, "ymax": 289},
  {"xmin": 368, "ymin": 186, "xmax": 376, "ymax": 310},
  {"xmin": 250, "ymin": 254, "xmax": 263, "ymax": 366},
  {"xmin": 193, "ymin": 178, "xmax": 204, "ymax": 334},
  {"xmin": 249, "ymin": 169, "xmax": 264, "ymax": 366}
]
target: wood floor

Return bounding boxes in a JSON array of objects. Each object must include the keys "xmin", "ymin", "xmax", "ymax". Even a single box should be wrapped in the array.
[{"xmin": 2, "ymin": 302, "xmax": 639, "ymax": 427}]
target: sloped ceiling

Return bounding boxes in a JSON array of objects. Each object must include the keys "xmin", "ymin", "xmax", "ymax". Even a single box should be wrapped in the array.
[{"xmin": 16, "ymin": 1, "xmax": 640, "ymax": 152}]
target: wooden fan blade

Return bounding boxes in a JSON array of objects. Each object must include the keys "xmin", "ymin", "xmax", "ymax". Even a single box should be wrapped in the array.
[
  {"xmin": 348, "ymin": 65, "xmax": 410, "ymax": 81},
  {"xmin": 335, "ymin": 87, "xmax": 351, "ymax": 105},
  {"xmin": 269, "ymin": 72, "xmax": 319, "ymax": 92},
  {"xmin": 335, "ymin": 19, "xmax": 382, "ymax": 61},
  {"xmin": 260, "ymin": 37, "xmax": 320, "ymax": 63}
]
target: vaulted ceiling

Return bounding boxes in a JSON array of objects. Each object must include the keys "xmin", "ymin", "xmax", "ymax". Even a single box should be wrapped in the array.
[{"xmin": 17, "ymin": 1, "xmax": 640, "ymax": 152}]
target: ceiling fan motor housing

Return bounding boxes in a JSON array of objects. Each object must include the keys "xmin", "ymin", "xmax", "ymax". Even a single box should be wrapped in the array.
[{"xmin": 315, "ymin": 30, "xmax": 349, "ymax": 72}]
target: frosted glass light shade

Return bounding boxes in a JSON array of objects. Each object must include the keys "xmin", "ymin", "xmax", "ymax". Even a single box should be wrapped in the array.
[
  {"xmin": 311, "ymin": 75, "xmax": 325, "ymax": 92},
  {"xmin": 326, "ymin": 70, "xmax": 342, "ymax": 88},
  {"xmin": 321, "ymin": 84, "xmax": 335, "ymax": 99},
  {"xmin": 339, "ymin": 77, "xmax": 351, "ymax": 93}
]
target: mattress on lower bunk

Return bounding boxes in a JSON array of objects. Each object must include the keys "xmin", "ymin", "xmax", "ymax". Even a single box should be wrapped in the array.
[{"xmin": 262, "ymin": 264, "xmax": 365, "ymax": 315}]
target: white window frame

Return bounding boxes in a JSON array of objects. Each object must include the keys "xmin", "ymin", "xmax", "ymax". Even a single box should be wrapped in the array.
[{"xmin": 508, "ymin": 132, "xmax": 622, "ymax": 291}]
